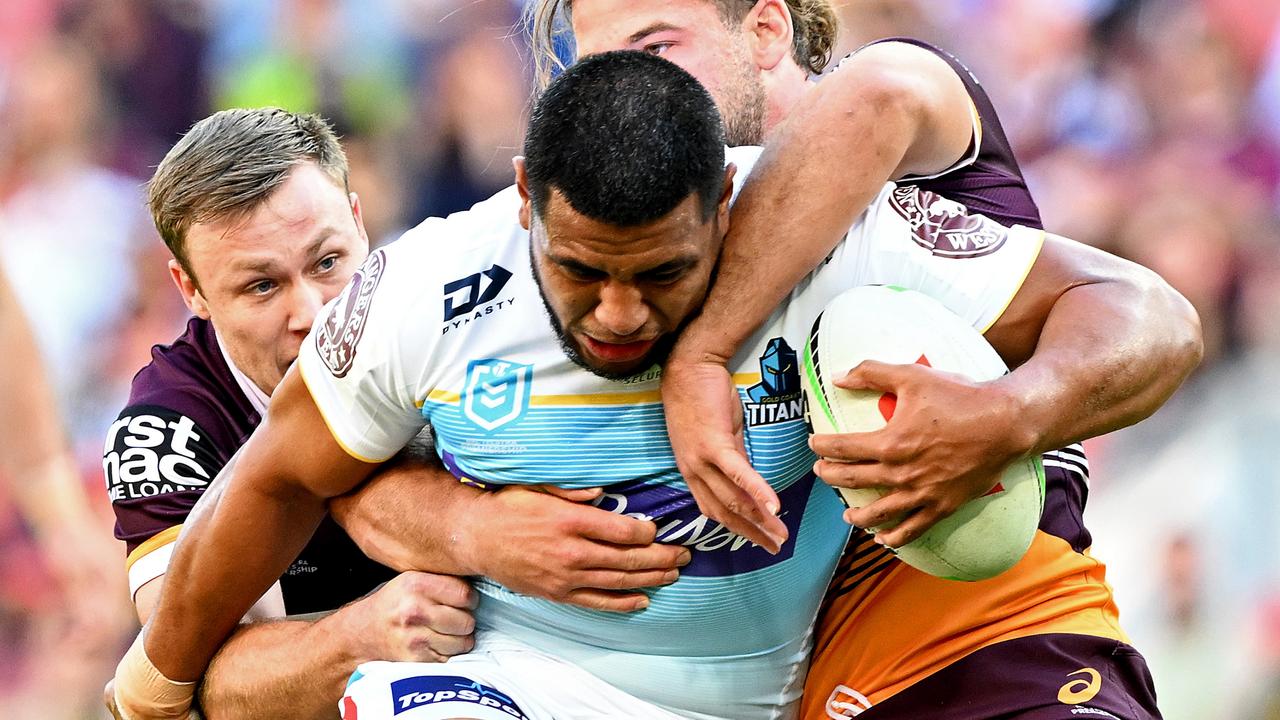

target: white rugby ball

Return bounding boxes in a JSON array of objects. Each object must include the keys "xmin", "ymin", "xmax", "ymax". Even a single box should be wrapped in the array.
[{"xmin": 800, "ymin": 285, "xmax": 1044, "ymax": 581}]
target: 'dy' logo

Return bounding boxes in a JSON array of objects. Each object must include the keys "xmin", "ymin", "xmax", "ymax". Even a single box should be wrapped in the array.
[
  {"xmin": 463, "ymin": 359, "xmax": 533, "ymax": 431},
  {"xmin": 744, "ymin": 337, "xmax": 804, "ymax": 426},
  {"xmin": 442, "ymin": 265, "xmax": 515, "ymax": 336}
]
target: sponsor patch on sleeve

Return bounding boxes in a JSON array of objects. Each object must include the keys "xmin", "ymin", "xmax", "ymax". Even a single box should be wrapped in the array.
[
  {"xmin": 316, "ymin": 249, "xmax": 387, "ymax": 377},
  {"xmin": 888, "ymin": 186, "xmax": 1008, "ymax": 258},
  {"xmin": 102, "ymin": 405, "xmax": 221, "ymax": 502}
]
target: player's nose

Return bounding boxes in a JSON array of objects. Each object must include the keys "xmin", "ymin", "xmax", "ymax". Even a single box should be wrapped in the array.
[
  {"xmin": 593, "ymin": 280, "xmax": 648, "ymax": 338},
  {"xmin": 286, "ymin": 280, "xmax": 327, "ymax": 334}
]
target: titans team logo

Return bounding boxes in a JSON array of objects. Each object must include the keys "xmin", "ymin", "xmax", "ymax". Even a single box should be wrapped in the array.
[
  {"xmin": 462, "ymin": 358, "xmax": 533, "ymax": 432},
  {"xmin": 744, "ymin": 337, "xmax": 804, "ymax": 426}
]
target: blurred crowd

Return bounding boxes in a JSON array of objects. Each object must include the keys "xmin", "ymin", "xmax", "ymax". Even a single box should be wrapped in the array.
[{"xmin": 0, "ymin": 0, "xmax": 1276, "ymax": 717}]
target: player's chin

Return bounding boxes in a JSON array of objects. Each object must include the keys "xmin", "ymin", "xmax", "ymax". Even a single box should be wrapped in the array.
[
  {"xmin": 587, "ymin": 356, "xmax": 657, "ymax": 380},
  {"xmin": 279, "ymin": 355, "xmax": 299, "ymax": 380}
]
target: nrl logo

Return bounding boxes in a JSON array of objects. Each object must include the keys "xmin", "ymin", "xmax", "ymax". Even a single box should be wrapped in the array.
[
  {"xmin": 889, "ymin": 186, "xmax": 1007, "ymax": 258},
  {"xmin": 462, "ymin": 358, "xmax": 533, "ymax": 432},
  {"xmin": 316, "ymin": 249, "xmax": 385, "ymax": 378}
]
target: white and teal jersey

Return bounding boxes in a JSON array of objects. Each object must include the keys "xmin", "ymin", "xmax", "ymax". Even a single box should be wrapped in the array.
[{"xmin": 298, "ymin": 146, "xmax": 1045, "ymax": 720}]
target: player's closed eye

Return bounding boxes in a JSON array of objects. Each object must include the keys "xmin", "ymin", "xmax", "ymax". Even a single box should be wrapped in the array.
[
  {"xmin": 559, "ymin": 262, "xmax": 608, "ymax": 283},
  {"xmin": 639, "ymin": 268, "xmax": 685, "ymax": 285}
]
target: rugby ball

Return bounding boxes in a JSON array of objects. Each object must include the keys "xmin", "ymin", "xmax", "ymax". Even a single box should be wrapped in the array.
[{"xmin": 800, "ymin": 285, "xmax": 1044, "ymax": 581}]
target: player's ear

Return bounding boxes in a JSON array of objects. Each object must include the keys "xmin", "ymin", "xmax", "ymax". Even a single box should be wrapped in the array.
[
  {"xmin": 169, "ymin": 259, "xmax": 211, "ymax": 319},
  {"xmin": 717, "ymin": 163, "xmax": 737, "ymax": 231},
  {"xmin": 514, "ymin": 156, "xmax": 532, "ymax": 231},
  {"xmin": 746, "ymin": 0, "xmax": 793, "ymax": 71},
  {"xmin": 349, "ymin": 191, "xmax": 370, "ymax": 248}
]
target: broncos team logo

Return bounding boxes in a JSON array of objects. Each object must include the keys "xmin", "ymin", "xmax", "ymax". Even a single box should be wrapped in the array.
[
  {"xmin": 316, "ymin": 249, "xmax": 386, "ymax": 377},
  {"xmin": 462, "ymin": 358, "xmax": 533, "ymax": 432},
  {"xmin": 889, "ymin": 186, "xmax": 1007, "ymax": 258}
]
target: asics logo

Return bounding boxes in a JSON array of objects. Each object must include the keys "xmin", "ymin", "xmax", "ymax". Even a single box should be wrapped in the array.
[
  {"xmin": 825, "ymin": 685, "xmax": 872, "ymax": 718},
  {"xmin": 1058, "ymin": 667, "xmax": 1102, "ymax": 704}
]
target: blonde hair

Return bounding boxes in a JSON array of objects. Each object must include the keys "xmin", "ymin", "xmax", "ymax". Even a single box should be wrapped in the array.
[{"xmin": 528, "ymin": 0, "xmax": 838, "ymax": 87}]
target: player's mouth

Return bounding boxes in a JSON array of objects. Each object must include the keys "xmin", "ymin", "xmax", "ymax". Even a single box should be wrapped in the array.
[{"xmin": 580, "ymin": 335, "xmax": 657, "ymax": 364}]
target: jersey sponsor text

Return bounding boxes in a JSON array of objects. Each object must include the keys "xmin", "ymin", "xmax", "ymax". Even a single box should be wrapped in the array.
[{"xmin": 103, "ymin": 408, "xmax": 216, "ymax": 501}]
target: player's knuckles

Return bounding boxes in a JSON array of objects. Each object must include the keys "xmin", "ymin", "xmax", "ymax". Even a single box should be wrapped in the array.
[
  {"xmin": 590, "ymin": 512, "xmax": 650, "ymax": 544},
  {"xmin": 533, "ymin": 568, "xmax": 577, "ymax": 598},
  {"xmin": 625, "ymin": 545, "xmax": 682, "ymax": 572},
  {"xmin": 625, "ymin": 519, "xmax": 659, "ymax": 545},
  {"xmin": 809, "ymin": 433, "xmax": 851, "ymax": 458},
  {"xmin": 402, "ymin": 634, "xmax": 465, "ymax": 662},
  {"xmin": 879, "ymin": 435, "xmax": 921, "ymax": 464},
  {"xmin": 556, "ymin": 542, "xmax": 593, "ymax": 569},
  {"xmin": 402, "ymin": 572, "xmax": 472, "ymax": 606},
  {"xmin": 420, "ymin": 605, "xmax": 476, "ymax": 636}
]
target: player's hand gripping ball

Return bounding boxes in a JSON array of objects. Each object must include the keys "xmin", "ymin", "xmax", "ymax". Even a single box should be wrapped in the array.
[{"xmin": 801, "ymin": 285, "xmax": 1044, "ymax": 580}]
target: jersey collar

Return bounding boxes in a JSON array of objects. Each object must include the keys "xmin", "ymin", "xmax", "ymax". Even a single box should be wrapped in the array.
[{"xmin": 214, "ymin": 330, "xmax": 271, "ymax": 417}]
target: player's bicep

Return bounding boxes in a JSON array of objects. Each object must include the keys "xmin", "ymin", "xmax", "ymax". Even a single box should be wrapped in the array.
[
  {"xmin": 835, "ymin": 41, "xmax": 976, "ymax": 179},
  {"xmin": 297, "ymin": 247, "xmax": 431, "ymax": 462},
  {"xmin": 235, "ymin": 366, "xmax": 377, "ymax": 501},
  {"xmin": 134, "ymin": 575, "xmax": 163, "ymax": 624},
  {"xmin": 983, "ymin": 233, "xmax": 1135, "ymax": 367}
]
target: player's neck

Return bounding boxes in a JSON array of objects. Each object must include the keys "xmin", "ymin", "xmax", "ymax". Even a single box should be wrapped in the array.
[{"xmin": 762, "ymin": 71, "xmax": 814, "ymax": 139}]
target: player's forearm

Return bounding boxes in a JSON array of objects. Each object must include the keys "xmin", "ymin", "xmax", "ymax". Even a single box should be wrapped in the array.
[
  {"xmin": 329, "ymin": 461, "xmax": 482, "ymax": 576},
  {"xmin": 996, "ymin": 262, "xmax": 1203, "ymax": 455},
  {"xmin": 145, "ymin": 473, "xmax": 328, "ymax": 682},
  {"xmin": 0, "ymin": 273, "xmax": 92, "ymax": 534},
  {"xmin": 199, "ymin": 614, "xmax": 363, "ymax": 720},
  {"xmin": 674, "ymin": 46, "xmax": 961, "ymax": 363}
]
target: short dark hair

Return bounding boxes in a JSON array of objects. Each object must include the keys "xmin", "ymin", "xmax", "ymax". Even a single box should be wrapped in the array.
[
  {"xmin": 148, "ymin": 108, "xmax": 349, "ymax": 282},
  {"xmin": 523, "ymin": 51, "xmax": 726, "ymax": 228}
]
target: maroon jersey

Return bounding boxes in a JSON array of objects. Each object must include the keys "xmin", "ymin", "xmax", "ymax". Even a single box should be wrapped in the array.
[
  {"xmin": 104, "ymin": 316, "xmax": 394, "ymax": 615},
  {"xmin": 870, "ymin": 37, "xmax": 1091, "ymax": 555},
  {"xmin": 801, "ymin": 41, "xmax": 1153, "ymax": 720},
  {"xmin": 877, "ymin": 37, "xmax": 1045, "ymax": 231}
]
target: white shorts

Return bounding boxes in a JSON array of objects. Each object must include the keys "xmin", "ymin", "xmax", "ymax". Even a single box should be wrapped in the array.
[{"xmin": 340, "ymin": 632, "xmax": 688, "ymax": 720}]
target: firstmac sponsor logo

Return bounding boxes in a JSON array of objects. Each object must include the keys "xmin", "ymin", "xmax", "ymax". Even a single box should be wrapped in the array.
[{"xmin": 103, "ymin": 407, "xmax": 217, "ymax": 501}]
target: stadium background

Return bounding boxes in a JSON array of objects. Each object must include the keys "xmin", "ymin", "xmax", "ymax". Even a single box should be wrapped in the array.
[{"xmin": 0, "ymin": 0, "xmax": 1277, "ymax": 716}]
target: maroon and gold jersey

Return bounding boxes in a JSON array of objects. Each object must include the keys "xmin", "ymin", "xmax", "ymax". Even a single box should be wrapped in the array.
[
  {"xmin": 802, "ymin": 40, "xmax": 1157, "ymax": 719},
  {"xmin": 104, "ymin": 316, "xmax": 394, "ymax": 616}
]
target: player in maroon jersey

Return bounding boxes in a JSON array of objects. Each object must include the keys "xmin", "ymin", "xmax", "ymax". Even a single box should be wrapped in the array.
[{"xmin": 531, "ymin": 2, "xmax": 1197, "ymax": 716}]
